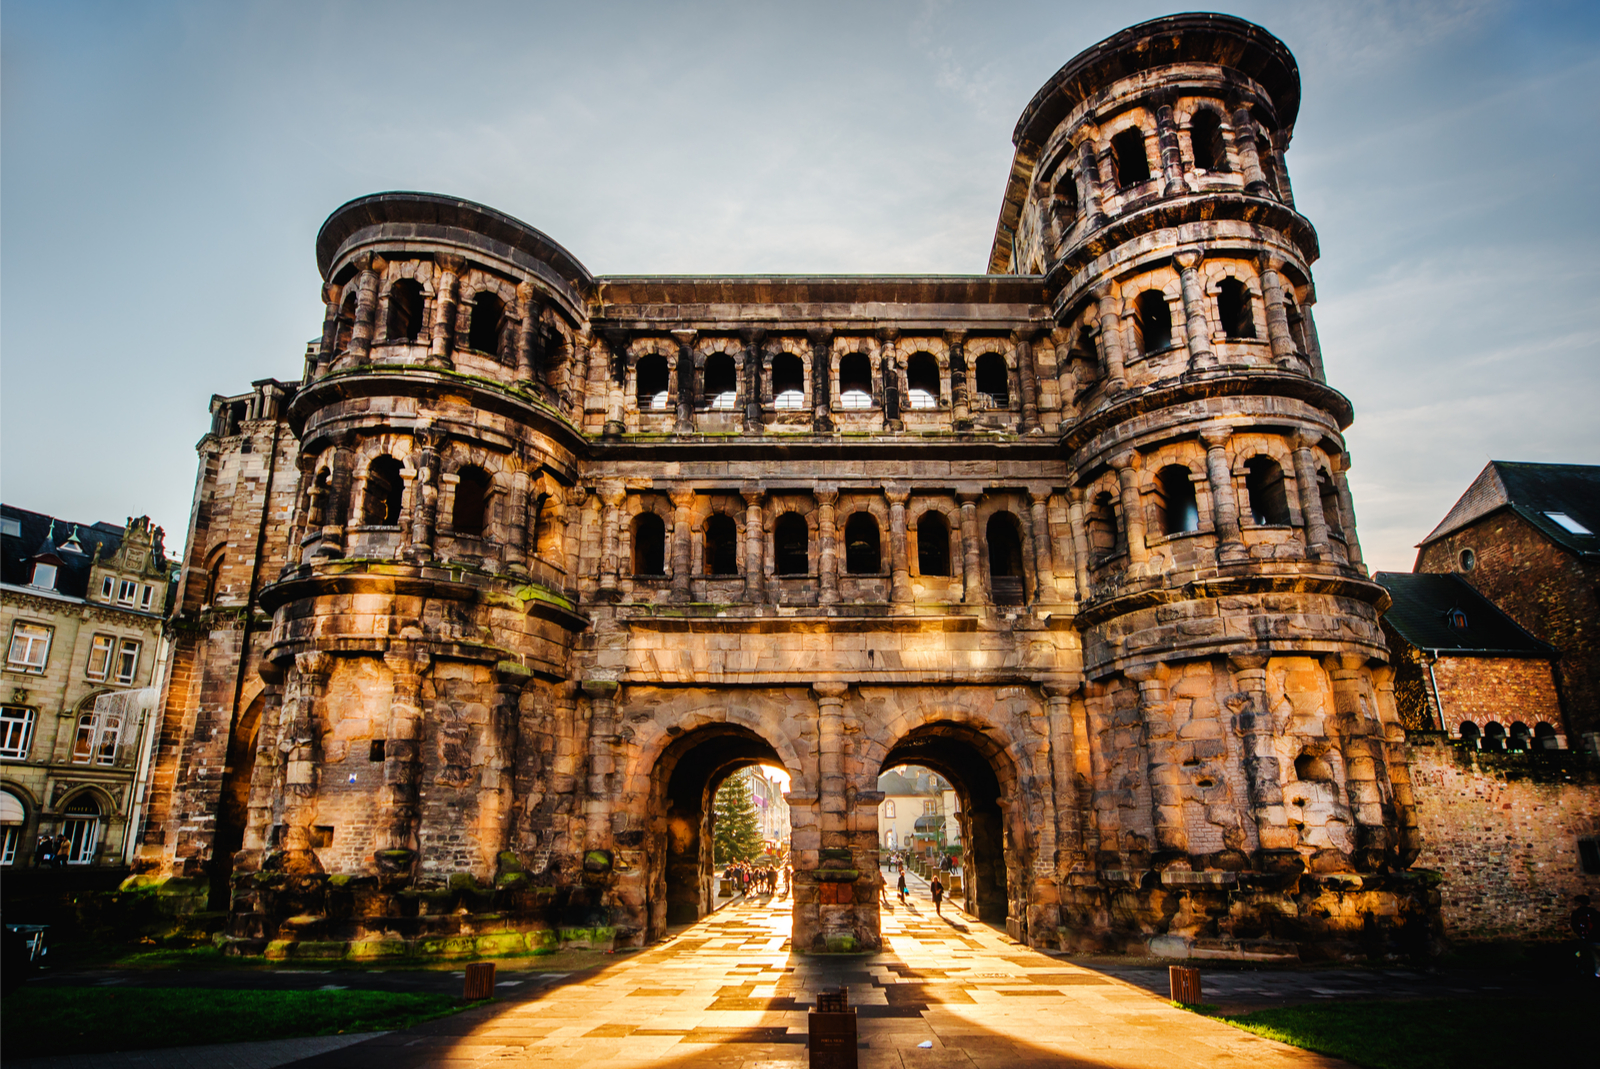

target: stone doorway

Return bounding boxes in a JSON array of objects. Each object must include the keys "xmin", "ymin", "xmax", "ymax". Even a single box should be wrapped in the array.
[{"xmin": 211, "ymin": 692, "xmax": 263, "ymax": 909}]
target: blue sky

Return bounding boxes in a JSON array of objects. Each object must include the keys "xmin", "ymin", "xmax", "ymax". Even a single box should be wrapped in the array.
[{"xmin": 3, "ymin": 0, "xmax": 1597, "ymax": 572}]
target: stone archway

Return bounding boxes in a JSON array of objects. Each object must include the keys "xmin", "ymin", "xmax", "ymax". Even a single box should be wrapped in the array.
[
  {"xmin": 210, "ymin": 692, "xmax": 264, "ymax": 908},
  {"xmin": 645, "ymin": 723, "xmax": 791, "ymax": 943}
]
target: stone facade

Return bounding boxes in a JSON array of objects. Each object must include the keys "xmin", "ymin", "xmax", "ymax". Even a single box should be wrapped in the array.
[{"xmin": 138, "ymin": 14, "xmax": 1435, "ymax": 961}]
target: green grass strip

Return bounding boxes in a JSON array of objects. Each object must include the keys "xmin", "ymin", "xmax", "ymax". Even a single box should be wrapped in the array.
[
  {"xmin": 1218, "ymin": 997, "xmax": 1593, "ymax": 1069},
  {"xmin": 1, "ymin": 988, "xmax": 478, "ymax": 1058}
]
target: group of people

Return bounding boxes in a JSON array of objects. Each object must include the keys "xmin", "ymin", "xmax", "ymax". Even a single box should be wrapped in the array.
[
  {"xmin": 889, "ymin": 863, "xmax": 947, "ymax": 915},
  {"xmin": 31, "ymin": 833, "xmax": 75, "ymax": 868},
  {"xmin": 723, "ymin": 859, "xmax": 785, "ymax": 896}
]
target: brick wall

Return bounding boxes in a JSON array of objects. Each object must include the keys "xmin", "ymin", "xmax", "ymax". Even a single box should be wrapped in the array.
[
  {"xmin": 1429, "ymin": 656, "xmax": 1563, "ymax": 736},
  {"xmin": 1407, "ymin": 736, "xmax": 1600, "ymax": 940}
]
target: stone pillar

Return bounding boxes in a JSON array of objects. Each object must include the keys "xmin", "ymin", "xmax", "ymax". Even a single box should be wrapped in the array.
[
  {"xmin": 1228, "ymin": 655, "xmax": 1293, "ymax": 858},
  {"xmin": 318, "ymin": 445, "xmax": 354, "ymax": 558},
  {"xmin": 1093, "ymin": 286, "xmax": 1127, "ymax": 391},
  {"xmin": 1174, "ymin": 249, "xmax": 1215, "ymax": 371},
  {"xmin": 1128, "ymin": 664, "xmax": 1186, "ymax": 854},
  {"xmin": 378, "ymin": 644, "xmax": 430, "ymax": 866},
  {"xmin": 1028, "ymin": 489, "xmax": 1058, "ymax": 602},
  {"xmin": 879, "ymin": 331, "xmax": 901, "ymax": 431},
  {"xmin": 408, "ymin": 435, "xmax": 440, "ymax": 562},
  {"xmin": 670, "ymin": 489, "xmax": 694, "ymax": 602},
  {"xmin": 514, "ymin": 282, "xmax": 538, "ymax": 383},
  {"xmin": 315, "ymin": 284, "xmax": 341, "ymax": 377},
  {"xmin": 503, "ymin": 470, "xmax": 529, "ymax": 574},
  {"xmin": 1202, "ymin": 429, "xmax": 1247, "ymax": 564},
  {"xmin": 1077, "ymin": 138, "xmax": 1107, "ymax": 228},
  {"xmin": 741, "ymin": 328, "xmax": 764, "ymax": 432},
  {"xmin": 1043, "ymin": 681, "xmax": 1083, "ymax": 869},
  {"xmin": 816, "ymin": 488, "xmax": 839, "ymax": 607},
  {"xmin": 809, "ymin": 328, "xmax": 834, "ymax": 432},
  {"xmin": 1066, "ymin": 488, "xmax": 1092, "ymax": 604},
  {"xmin": 1154, "ymin": 102, "xmax": 1185, "ymax": 195},
  {"xmin": 1299, "ymin": 301, "xmax": 1328, "ymax": 381},
  {"xmin": 1332, "ymin": 457, "xmax": 1367, "ymax": 574},
  {"xmin": 347, "ymin": 255, "xmax": 382, "ymax": 365},
  {"xmin": 947, "ymin": 331, "xmax": 971, "ymax": 429},
  {"xmin": 1111, "ymin": 451, "xmax": 1149, "ymax": 568},
  {"xmin": 1291, "ymin": 433, "xmax": 1330, "ymax": 560},
  {"xmin": 281, "ymin": 652, "xmax": 332, "ymax": 872},
  {"xmin": 428, "ymin": 255, "xmax": 461, "ymax": 368},
  {"xmin": 674, "ymin": 331, "xmax": 696, "ymax": 433},
  {"xmin": 958, "ymin": 492, "xmax": 986, "ymax": 605},
  {"xmin": 581, "ymin": 679, "xmax": 620, "ymax": 854},
  {"xmin": 1231, "ymin": 106, "xmax": 1270, "ymax": 194},
  {"xmin": 1371, "ymin": 665, "xmax": 1423, "ymax": 865},
  {"xmin": 886, "ymin": 488, "xmax": 912, "ymax": 606},
  {"xmin": 569, "ymin": 330, "xmax": 592, "ymax": 413},
  {"xmin": 598, "ymin": 484, "xmax": 625, "ymax": 596},
  {"xmin": 814, "ymin": 683, "xmax": 848, "ymax": 851},
  {"xmin": 239, "ymin": 665, "xmax": 284, "ymax": 863},
  {"xmin": 1258, "ymin": 258, "xmax": 1301, "ymax": 370},
  {"xmin": 1325, "ymin": 655, "xmax": 1390, "ymax": 871},
  {"xmin": 1013, "ymin": 329, "xmax": 1041, "ymax": 433},
  {"xmin": 742, "ymin": 489, "xmax": 765, "ymax": 605}
]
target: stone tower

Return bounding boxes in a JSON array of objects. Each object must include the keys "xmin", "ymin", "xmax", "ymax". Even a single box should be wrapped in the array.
[{"xmin": 140, "ymin": 14, "xmax": 1435, "ymax": 962}]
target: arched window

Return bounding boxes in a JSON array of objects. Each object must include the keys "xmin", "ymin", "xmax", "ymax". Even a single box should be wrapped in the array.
[
  {"xmin": 1244, "ymin": 457, "xmax": 1291, "ymax": 526},
  {"xmin": 838, "ymin": 353, "xmax": 873, "ymax": 409},
  {"xmin": 917, "ymin": 513, "xmax": 951, "ymax": 576},
  {"xmin": 0, "ymin": 788, "xmax": 25, "ymax": 866},
  {"xmin": 334, "ymin": 292, "xmax": 357, "ymax": 354},
  {"xmin": 1156, "ymin": 465, "xmax": 1199, "ymax": 535},
  {"xmin": 703, "ymin": 353, "xmax": 738, "ymax": 410},
  {"xmin": 704, "ymin": 513, "xmax": 738, "ymax": 575},
  {"xmin": 1134, "ymin": 291, "xmax": 1172, "ymax": 354},
  {"xmin": 1111, "ymin": 128, "xmax": 1152, "ymax": 188},
  {"xmin": 1048, "ymin": 168, "xmax": 1078, "ymax": 249},
  {"xmin": 1088, "ymin": 491, "xmax": 1119, "ymax": 561},
  {"xmin": 986, "ymin": 513, "xmax": 1026, "ymax": 605},
  {"xmin": 637, "ymin": 354, "xmax": 670, "ymax": 410},
  {"xmin": 534, "ymin": 495, "xmax": 561, "ymax": 560},
  {"xmin": 1508, "ymin": 722, "xmax": 1531, "ymax": 752},
  {"xmin": 362, "ymin": 456, "xmax": 404, "ymax": 526},
  {"xmin": 773, "ymin": 513, "xmax": 809, "ymax": 576},
  {"xmin": 386, "ymin": 279, "xmax": 425, "ymax": 342},
  {"xmin": 844, "ymin": 513, "xmax": 881, "ymax": 574},
  {"xmin": 62, "ymin": 795, "xmax": 100, "ymax": 864},
  {"xmin": 451, "ymin": 465, "xmax": 491, "ymax": 537},
  {"xmin": 1318, "ymin": 470, "xmax": 1343, "ymax": 539},
  {"xmin": 467, "ymin": 292, "xmax": 506, "ymax": 358},
  {"xmin": 632, "ymin": 512, "xmax": 666, "ymax": 576},
  {"xmin": 1482, "ymin": 721, "xmax": 1506, "ymax": 752},
  {"xmin": 1534, "ymin": 722, "xmax": 1558, "ymax": 750},
  {"xmin": 906, "ymin": 353, "xmax": 940, "ymax": 409},
  {"xmin": 771, "ymin": 354, "xmax": 805, "ymax": 410},
  {"xmin": 1190, "ymin": 110, "xmax": 1229, "ymax": 173},
  {"xmin": 1217, "ymin": 278, "xmax": 1256, "ymax": 339},
  {"xmin": 1458, "ymin": 721, "xmax": 1480, "ymax": 745},
  {"xmin": 974, "ymin": 353, "xmax": 1009, "ymax": 408}
]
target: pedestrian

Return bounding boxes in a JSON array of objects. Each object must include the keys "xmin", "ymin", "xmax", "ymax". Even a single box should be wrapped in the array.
[
  {"xmin": 897, "ymin": 870, "xmax": 908, "ymax": 904},
  {"xmin": 1572, "ymin": 894, "xmax": 1600, "ymax": 979},
  {"xmin": 54, "ymin": 833, "xmax": 71, "ymax": 868},
  {"xmin": 930, "ymin": 874, "xmax": 944, "ymax": 916},
  {"xmin": 33, "ymin": 834, "xmax": 53, "ymax": 868}
]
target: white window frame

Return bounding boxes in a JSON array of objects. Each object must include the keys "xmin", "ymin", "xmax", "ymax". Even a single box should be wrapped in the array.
[
  {"xmin": 101, "ymin": 576, "xmax": 114, "ymax": 599},
  {"xmin": 140, "ymin": 585, "xmax": 154, "ymax": 611},
  {"xmin": 72, "ymin": 711, "xmax": 123, "ymax": 766},
  {"xmin": 6, "ymin": 623, "xmax": 53, "ymax": 673},
  {"xmin": 117, "ymin": 580, "xmax": 138, "ymax": 606},
  {"xmin": 114, "ymin": 639, "xmax": 141, "ymax": 685},
  {"xmin": 0, "ymin": 824, "xmax": 19, "ymax": 866},
  {"xmin": 0, "ymin": 706, "xmax": 37, "ymax": 760},
  {"xmin": 30, "ymin": 563, "xmax": 58, "ymax": 589},
  {"xmin": 63, "ymin": 813, "xmax": 99, "ymax": 864},
  {"xmin": 86, "ymin": 635, "xmax": 114, "ymax": 682}
]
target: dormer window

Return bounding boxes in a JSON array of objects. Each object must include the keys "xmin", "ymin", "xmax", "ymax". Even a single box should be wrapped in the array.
[
  {"xmin": 1544, "ymin": 512, "xmax": 1592, "ymax": 535},
  {"xmin": 1447, "ymin": 608, "xmax": 1469, "ymax": 631},
  {"xmin": 117, "ymin": 580, "xmax": 138, "ymax": 606},
  {"xmin": 140, "ymin": 585, "xmax": 154, "ymax": 611},
  {"xmin": 101, "ymin": 577, "xmax": 114, "ymax": 599},
  {"xmin": 30, "ymin": 563, "xmax": 57, "ymax": 589}
]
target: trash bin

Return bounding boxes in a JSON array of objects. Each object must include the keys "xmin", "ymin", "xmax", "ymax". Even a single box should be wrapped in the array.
[
  {"xmin": 464, "ymin": 961, "xmax": 496, "ymax": 1000},
  {"xmin": 1168, "ymin": 965, "xmax": 1201, "ymax": 1004},
  {"xmin": 809, "ymin": 985, "xmax": 857, "ymax": 1069}
]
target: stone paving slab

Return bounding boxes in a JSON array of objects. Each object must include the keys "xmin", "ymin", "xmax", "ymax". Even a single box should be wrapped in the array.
[{"xmin": 6, "ymin": 1032, "xmax": 388, "ymax": 1069}]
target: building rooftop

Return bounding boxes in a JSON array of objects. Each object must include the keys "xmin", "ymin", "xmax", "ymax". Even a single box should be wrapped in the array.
[
  {"xmin": 1, "ymin": 504, "xmax": 125, "ymax": 599},
  {"xmin": 1420, "ymin": 461, "xmax": 1600, "ymax": 559},
  {"xmin": 1374, "ymin": 571, "xmax": 1554, "ymax": 656}
]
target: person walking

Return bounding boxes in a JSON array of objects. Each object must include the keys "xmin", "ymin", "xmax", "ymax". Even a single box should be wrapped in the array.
[
  {"xmin": 930, "ymin": 874, "xmax": 944, "ymax": 916},
  {"xmin": 53, "ymin": 833, "xmax": 71, "ymax": 868},
  {"xmin": 33, "ymin": 834, "xmax": 53, "ymax": 868},
  {"xmin": 897, "ymin": 870, "xmax": 908, "ymax": 905}
]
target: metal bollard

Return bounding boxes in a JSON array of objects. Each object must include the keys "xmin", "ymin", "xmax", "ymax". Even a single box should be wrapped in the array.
[
  {"xmin": 809, "ymin": 985, "xmax": 857, "ymax": 1069},
  {"xmin": 464, "ymin": 961, "xmax": 496, "ymax": 1000},
  {"xmin": 1168, "ymin": 964, "xmax": 1201, "ymax": 1004}
]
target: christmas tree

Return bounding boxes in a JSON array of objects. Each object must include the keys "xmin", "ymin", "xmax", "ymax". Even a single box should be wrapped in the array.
[{"xmin": 712, "ymin": 770, "xmax": 765, "ymax": 865}]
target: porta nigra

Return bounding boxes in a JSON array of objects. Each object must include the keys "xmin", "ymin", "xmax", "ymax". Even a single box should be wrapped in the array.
[{"xmin": 136, "ymin": 14, "xmax": 1436, "ymax": 962}]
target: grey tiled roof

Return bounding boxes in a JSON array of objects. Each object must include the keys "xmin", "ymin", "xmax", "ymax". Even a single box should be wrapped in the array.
[{"xmin": 1374, "ymin": 571, "xmax": 1554, "ymax": 656}]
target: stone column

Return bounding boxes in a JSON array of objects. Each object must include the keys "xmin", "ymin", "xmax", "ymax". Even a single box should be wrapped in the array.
[
  {"xmin": 581, "ymin": 679, "xmax": 621, "ymax": 854},
  {"xmin": 886, "ymin": 488, "xmax": 912, "ymax": 605},
  {"xmin": 1093, "ymin": 286, "xmax": 1127, "ymax": 391},
  {"xmin": 315, "ymin": 284, "xmax": 341, "ymax": 377},
  {"xmin": 809, "ymin": 328, "xmax": 834, "ymax": 432},
  {"xmin": 947, "ymin": 331, "xmax": 971, "ymax": 429},
  {"xmin": 1291, "ymin": 433, "xmax": 1330, "ymax": 560},
  {"xmin": 514, "ymin": 282, "xmax": 538, "ymax": 383},
  {"xmin": 598, "ymin": 484, "xmax": 625, "ymax": 596},
  {"xmin": 1077, "ymin": 138, "xmax": 1106, "ymax": 228},
  {"xmin": 674, "ymin": 331, "xmax": 696, "ymax": 433},
  {"xmin": 670, "ymin": 489, "xmax": 694, "ymax": 603},
  {"xmin": 1043, "ymin": 680, "xmax": 1083, "ymax": 869},
  {"xmin": 1028, "ymin": 489, "xmax": 1058, "ymax": 602},
  {"xmin": 239, "ymin": 664, "xmax": 284, "ymax": 864},
  {"xmin": 504, "ymin": 470, "xmax": 529, "ymax": 574},
  {"xmin": 1128, "ymin": 663, "xmax": 1186, "ymax": 854},
  {"xmin": 1332, "ymin": 457, "xmax": 1367, "ymax": 574},
  {"xmin": 742, "ymin": 489, "xmax": 765, "ymax": 605},
  {"xmin": 1202, "ymin": 429, "xmax": 1247, "ymax": 564},
  {"xmin": 879, "ymin": 330, "xmax": 901, "ymax": 431},
  {"xmin": 815, "ymin": 488, "xmax": 839, "ymax": 607},
  {"xmin": 568, "ymin": 330, "xmax": 592, "ymax": 413},
  {"xmin": 1154, "ymin": 102, "xmax": 1185, "ymax": 195},
  {"xmin": 1231, "ymin": 106, "xmax": 1270, "ymax": 194},
  {"xmin": 1299, "ymin": 300, "xmax": 1328, "ymax": 381},
  {"xmin": 378, "ymin": 644, "xmax": 430, "ymax": 867},
  {"xmin": 958, "ymin": 492, "xmax": 986, "ymax": 605},
  {"xmin": 1174, "ymin": 249, "xmax": 1215, "ymax": 371},
  {"xmin": 428, "ymin": 255, "xmax": 462, "ymax": 368},
  {"xmin": 1258, "ymin": 257, "xmax": 1301, "ymax": 370},
  {"xmin": 1013, "ymin": 329, "xmax": 1041, "ymax": 433},
  {"xmin": 347, "ymin": 255, "xmax": 382, "ymax": 365},
  {"xmin": 408, "ymin": 435, "xmax": 440, "ymax": 562},
  {"xmin": 1228, "ymin": 655, "xmax": 1293, "ymax": 857},
  {"xmin": 814, "ymin": 683, "xmax": 848, "ymax": 850},
  {"xmin": 1371, "ymin": 665, "xmax": 1423, "ymax": 865},
  {"xmin": 741, "ymin": 328, "xmax": 764, "ymax": 432},
  {"xmin": 1066, "ymin": 487, "xmax": 1092, "ymax": 604},
  {"xmin": 1111, "ymin": 452, "xmax": 1149, "ymax": 568},
  {"xmin": 1325, "ymin": 655, "xmax": 1390, "ymax": 871},
  {"xmin": 281, "ymin": 652, "xmax": 332, "ymax": 872}
]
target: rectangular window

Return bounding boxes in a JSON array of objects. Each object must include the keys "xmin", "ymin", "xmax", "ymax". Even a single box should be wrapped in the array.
[
  {"xmin": 923, "ymin": 800, "xmax": 936, "ymax": 815},
  {"xmin": 0, "ymin": 517, "xmax": 20, "ymax": 538},
  {"xmin": 0, "ymin": 824, "xmax": 18, "ymax": 866},
  {"xmin": 6, "ymin": 623, "xmax": 52, "ymax": 673},
  {"xmin": 1580, "ymin": 838, "xmax": 1600, "ymax": 875},
  {"xmin": 86, "ymin": 635, "xmax": 114, "ymax": 681},
  {"xmin": 101, "ymin": 576, "xmax": 114, "ymax": 599},
  {"xmin": 0, "ymin": 706, "xmax": 36, "ymax": 760},
  {"xmin": 117, "ymin": 580, "xmax": 138, "ymax": 606},
  {"xmin": 64, "ymin": 817, "xmax": 98, "ymax": 863},
  {"xmin": 72, "ymin": 712, "xmax": 123, "ymax": 766},
  {"xmin": 114, "ymin": 640, "xmax": 141, "ymax": 685},
  {"xmin": 883, "ymin": 800, "xmax": 895, "ymax": 819},
  {"xmin": 1545, "ymin": 512, "xmax": 1592, "ymax": 535},
  {"xmin": 140, "ymin": 585, "xmax": 154, "ymax": 611},
  {"xmin": 30, "ymin": 563, "xmax": 58, "ymax": 589}
]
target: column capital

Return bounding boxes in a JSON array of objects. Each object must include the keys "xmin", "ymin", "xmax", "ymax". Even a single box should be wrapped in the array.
[
  {"xmin": 739, "ymin": 326, "xmax": 766, "ymax": 346},
  {"xmin": 1010, "ymin": 327, "xmax": 1043, "ymax": 345},
  {"xmin": 884, "ymin": 486, "xmax": 910, "ymax": 507},
  {"xmin": 740, "ymin": 487, "xmax": 765, "ymax": 507},
  {"xmin": 1067, "ymin": 485, "xmax": 1087, "ymax": 505},
  {"xmin": 1293, "ymin": 429, "xmax": 1323, "ymax": 451},
  {"xmin": 1028, "ymin": 485, "xmax": 1054, "ymax": 506},
  {"xmin": 1110, "ymin": 449, "xmax": 1141, "ymax": 472},
  {"xmin": 813, "ymin": 487, "xmax": 838, "ymax": 508},
  {"xmin": 1173, "ymin": 247, "xmax": 1204, "ymax": 271},
  {"xmin": 434, "ymin": 253, "xmax": 465, "ymax": 276},
  {"xmin": 877, "ymin": 326, "xmax": 900, "ymax": 344},
  {"xmin": 1200, "ymin": 427, "xmax": 1233, "ymax": 450},
  {"xmin": 956, "ymin": 490, "xmax": 983, "ymax": 506},
  {"xmin": 516, "ymin": 279, "xmax": 536, "ymax": 301},
  {"xmin": 294, "ymin": 651, "xmax": 334, "ymax": 681},
  {"xmin": 1228, "ymin": 653, "xmax": 1269, "ymax": 674},
  {"xmin": 813, "ymin": 681, "xmax": 849, "ymax": 702},
  {"xmin": 806, "ymin": 326, "xmax": 834, "ymax": 346},
  {"xmin": 669, "ymin": 488, "xmax": 695, "ymax": 510},
  {"xmin": 670, "ymin": 328, "xmax": 697, "ymax": 347},
  {"xmin": 581, "ymin": 678, "xmax": 621, "ymax": 700}
]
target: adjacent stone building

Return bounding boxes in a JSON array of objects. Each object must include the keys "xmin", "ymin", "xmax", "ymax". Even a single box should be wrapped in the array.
[
  {"xmin": 136, "ymin": 14, "xmax": 1436, "ymax": 962},
  {"xmin": 1, "ymin": 506, "xmax": 171, "ymax": 869}
]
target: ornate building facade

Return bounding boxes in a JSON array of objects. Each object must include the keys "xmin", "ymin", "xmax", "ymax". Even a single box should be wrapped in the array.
[{"xmin": 138, "ymin": 14, "xmax": 1435, "ymax": 961}]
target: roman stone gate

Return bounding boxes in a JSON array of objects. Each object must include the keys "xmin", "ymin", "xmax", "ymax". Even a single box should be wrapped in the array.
[{"xmin": 137, "ymin": 14, "xmax": 1437, "ymax": 963}]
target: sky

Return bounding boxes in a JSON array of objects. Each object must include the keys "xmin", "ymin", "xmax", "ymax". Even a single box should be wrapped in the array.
[{"xmin": 3, "ymin": 0, "xmax": 1597, "ymax": 573}]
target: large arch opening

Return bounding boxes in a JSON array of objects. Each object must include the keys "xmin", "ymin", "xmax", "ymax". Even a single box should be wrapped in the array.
[
  {"xmin": 878, "ymin": 723, "xmax": 1015, "ymax": 927},
  {"xmin": 647, "ymin": 724, "xmax": 792, "ymax": 942},
  {"xmin": 211, "ymin": 692, "xmax": 264, "ymax": 908}
]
